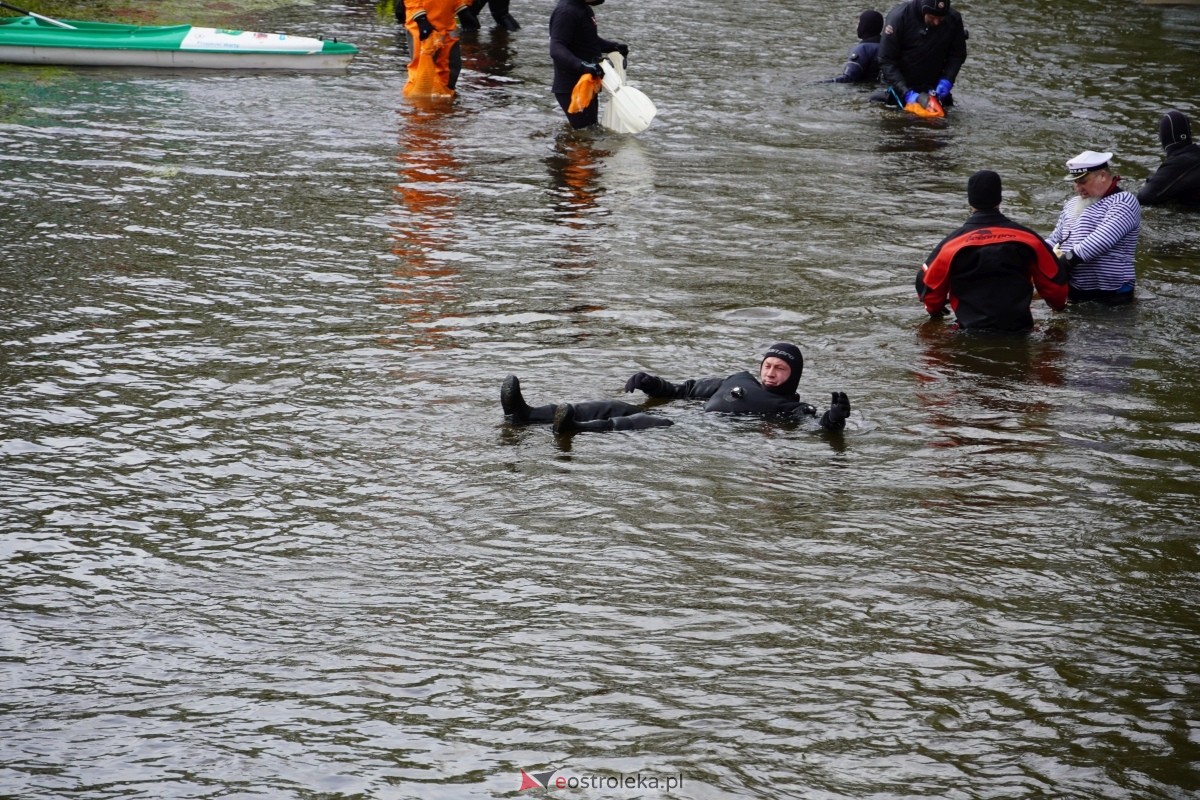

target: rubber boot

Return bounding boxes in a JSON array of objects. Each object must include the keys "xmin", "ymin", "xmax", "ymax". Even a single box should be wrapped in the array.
[
  {"xmin": 553, "ymin": 403, "xmax": 617, "ymax": 434},
  {"xmin": 501, "ymin": 375, "xmax": 530, "ymax": 422}
]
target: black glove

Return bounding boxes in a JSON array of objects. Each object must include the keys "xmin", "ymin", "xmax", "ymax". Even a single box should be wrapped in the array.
[
  {"xmin": 580, "ymin": 61, "xmax": 604, "ymax": 78},
  {"xmin": 819, "ymin": 392, "xmax": 851, "ymax": 431},
  {"xmin": 624, "ymin": 372, "xmax": 668, "ymax": 396},
  {"xmin": 615, "ymin": 42, "xmax": 629, "ymax": 60},
  {"xmin": 414, "ymin": 13, "xmax": 434, "ymax": 39},
  {"xmin": 456, "ymin": 5, "xmax": 480, "ymax": 30}
]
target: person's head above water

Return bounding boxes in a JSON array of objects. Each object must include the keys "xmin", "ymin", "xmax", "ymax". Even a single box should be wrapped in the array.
[
  {"xmin": 760, "ymin": 342, "xmax": 803, "ymax": 396},
  {"xmin": 967, "ymin": 169, "xmax": 1002, "ymax": 211},
  {"xmin": 919, "ymin": 0, "xmax": 949, "ymax": 26},
  {"xmin": 857, "ymin": 9, "xmax": 884, "ymax": 40},
  {"xmin": 1159, "ymin": 110, "xmax": 1192, "ymax": 151}
]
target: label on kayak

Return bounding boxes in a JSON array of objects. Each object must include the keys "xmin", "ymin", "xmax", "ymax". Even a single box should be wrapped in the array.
[{"xmin": 179, "ymin": 27, "xmax": 324, "ymax": 52}]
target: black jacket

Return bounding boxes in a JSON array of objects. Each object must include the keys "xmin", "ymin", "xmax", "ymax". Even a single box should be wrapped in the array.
[
  {"xmin": 1137, "ymin": 142, "xmax": 1200, "ymax": 206},
  {"xmin": 879, "ymin": 0, "xmax": 967, "ymax": 95},
  {"xmin": 548, "ymin": 0, "xmax": 620, "ymax": 94}
]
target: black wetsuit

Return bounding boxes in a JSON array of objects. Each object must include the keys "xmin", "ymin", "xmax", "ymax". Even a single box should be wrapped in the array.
[
  {"xmin": 1137, "ymin": 141, "xmax": 1200, "ymax": 206},
  {"xmin": 647, "ymin": 371, "xmax": 817, "ymax": 418},
  {"xmin": 549, "ymin": 0, "xmax": 621, "ymax": 128},
  {"xmin": 468, "ymin": 0, "xmax": 519, "ymax": 30},
  {"xmin": 834, "ymin": 38, "xmax": 881, "ymax": 83},
  {"xmin": 532, "ymin": 372, "xmax": 827, "ymax": 432},
  {"xmin": 877, "ymin": 0, "xmax": 967, "ymax": 105}
]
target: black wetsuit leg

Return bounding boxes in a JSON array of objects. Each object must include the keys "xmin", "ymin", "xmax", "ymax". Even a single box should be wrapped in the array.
[{"xmin": 554, "ymin": 92, "xmax": 599, "ymax": 129}]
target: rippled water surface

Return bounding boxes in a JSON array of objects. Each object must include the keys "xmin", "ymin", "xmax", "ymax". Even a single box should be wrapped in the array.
[{"xmin": 2, "ymin": 1, "xmax": 1199, "ymax": 798}]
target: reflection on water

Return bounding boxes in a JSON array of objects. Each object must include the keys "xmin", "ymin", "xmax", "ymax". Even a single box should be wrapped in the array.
[
  {"xmin": 386, "ymin": 105, "xmax": 464, "ymax": 350},
  {"xmin": 1, "ymin": 1, "xmax": 1199, "ymax": 799}
]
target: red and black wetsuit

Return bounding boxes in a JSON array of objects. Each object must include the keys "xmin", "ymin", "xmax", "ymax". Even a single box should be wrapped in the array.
[{"xmin": 916, "ymin": 209, "xmax": 1068, "ymax": 332}]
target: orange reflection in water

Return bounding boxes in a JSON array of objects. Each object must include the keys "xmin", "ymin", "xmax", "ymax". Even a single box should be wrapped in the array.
[
  {"xmin": 383, "ymin": 104, "xmax": 463, "ymax": 350},
  {"xmin": 913, "ymin": 320, "xmax": 1067, "ymax": 452}
]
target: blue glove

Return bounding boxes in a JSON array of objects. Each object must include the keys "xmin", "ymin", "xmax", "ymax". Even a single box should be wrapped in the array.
[
  {"xmin": 414, "ymin": 13, "xmax": 434, "ymax": 39},
  {"xmin": 903, "ymin": 89, "xmax": 920, "ymax": 105},
  {"xmin": 933, "ymin": 78, "xmax": 953, "ymax": 97}
]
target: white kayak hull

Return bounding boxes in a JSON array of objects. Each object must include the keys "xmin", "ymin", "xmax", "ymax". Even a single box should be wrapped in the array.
[{"xmin": 0, "ymin": 44, "xmax": 355, "ymax": 70}]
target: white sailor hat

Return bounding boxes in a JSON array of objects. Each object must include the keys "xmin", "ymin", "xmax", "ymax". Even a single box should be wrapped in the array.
[{"xmin": 1063, "ymin": 150, "xmax": 1113, "ymax": 181}]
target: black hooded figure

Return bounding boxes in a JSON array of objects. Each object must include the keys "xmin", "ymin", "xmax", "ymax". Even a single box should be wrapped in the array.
[
  {"xmin": 833, "ymin": 10, "xmax": 884, "ymax": 83},
  {"xmin": 548, "ymin": 0, "xmax": 628, "ymax": 129},
  {"xmin": 500, "ymin": 343, "xmax": 851, "ymax": 434},
  {"xmin": 464, "ymin": 0, "xmax": 520, "ymax": 31},
  {"xmin": 1137, "ymin": 110, "xmax": 1200, "ymax": 206}
]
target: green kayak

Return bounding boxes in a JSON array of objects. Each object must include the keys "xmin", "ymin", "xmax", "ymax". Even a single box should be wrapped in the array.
[{"xmin": 0, "ymin": 14, "xmax": 357, "ymax": 70}]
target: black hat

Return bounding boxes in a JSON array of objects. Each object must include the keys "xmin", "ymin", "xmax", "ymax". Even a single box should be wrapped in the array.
[
  {"xmin": 1159, "ymin": 110, "xmax": 1192, "ymax": 149},
  {"xmin": 967, "ymin": 170, "xmax": 1002, "ymax": 210},
  {"xmin": 857, "ymin": 10, "xmax": 884, "ymax": 39},
  {"xmin": 762, "ymin": 342, "xmax": 803, "ymax": 396},
  {"xmin": 920, "ymin": 0, "xmax": 950, "ymax": 16}
]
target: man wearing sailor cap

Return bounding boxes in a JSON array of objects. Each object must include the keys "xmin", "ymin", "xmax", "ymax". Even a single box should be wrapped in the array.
[{"xmin": 1046, "ymin": 150, "xmax": 1141, "ymax": 305}]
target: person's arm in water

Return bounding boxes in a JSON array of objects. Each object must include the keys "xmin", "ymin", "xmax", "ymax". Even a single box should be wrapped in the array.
[
  {"xmin": 624, "ymin": 372, "xmax": 724, "ymax": 401},
  {"xmin": 818, "ymin": 392, "xmax": 851, "ymax": 431}
]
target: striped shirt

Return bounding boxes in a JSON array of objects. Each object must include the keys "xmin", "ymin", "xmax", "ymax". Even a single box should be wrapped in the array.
[{"xmin": 1046, "ymin": 190, "xmax": 1140, "ymax": 291}]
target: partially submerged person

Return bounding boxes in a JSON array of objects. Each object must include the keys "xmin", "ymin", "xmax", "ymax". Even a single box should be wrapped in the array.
[
  {"xmin": 917, "ymin": 170, "xmax": 1067, "ymax": 331},
  {"xmin": 1137, "ymin": 110, "xmax": 1200, "ymax": 207},
  {"xmin": 549, "ymin": 0, "xmax": 629, "ymax": 129},
  {"xmin": 501, "ymin": 343, "xmax": 852, "ymax": 434},
  {"xmin": 1046, "ymin": 150, "xmax": 1141, "ymax": 305},
  {"xmin": 462, "ymin": 0, "xmax": 520, "ymax": 31},
  {"xmin": 872, "ymin": 0, "xmax": 967, "ymax": 108},
  {"xmin": 401, "ymin": 0, "xmax": 480, "ymax": 93},
  {"xmin": 832, "ymin": 10, "xmax": 884, "ymax": 84}
]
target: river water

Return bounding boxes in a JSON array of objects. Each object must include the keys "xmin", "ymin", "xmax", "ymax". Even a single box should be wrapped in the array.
[{"xmin": 2, "ymin": 1, "xmax": 1198, "ymax": 798}]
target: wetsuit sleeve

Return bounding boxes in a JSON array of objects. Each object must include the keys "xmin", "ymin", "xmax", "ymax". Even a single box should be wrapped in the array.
[
  {"xmin": 877, "ymin": 7, "xmax": 908, "ymax": 93},
  {"xmin": 833, "ymin": 44, "xmax": 866, "ymax": 83},
  {"xmin": 625, "ymin": 373, "xmax": 723, "ymax": 400},
  {"xmin": 1137, "ymin": 167, "xmax": 1170, "ymax": 206},
  {"xmin": 1028, "ymin": 239, "xmax": 1068, "ymax": 311},
  {"xmin": 940, "ymin": 16, "xmax": 967, "ymax": 83},
  {"xmin": 549, "ymin": 3, "xmax": 597, "ymax": 74},
  {"xmin": 549, "ymin": 8, "xmax": 579, "ymax": 69},
  {"xmin": 597, "ymin": 35, "xmax": 622, "ymax": 55},
  {"xmin": 671, "ymin": 377, "xmax": 724, "ymax": 400},
  {"xmin": 916, "ymin": 242, "xmax": 951, "ymax": 315},
  {"xmin": 1137, "ymin": 157, "xmax": 1200, "ymax": 205}
]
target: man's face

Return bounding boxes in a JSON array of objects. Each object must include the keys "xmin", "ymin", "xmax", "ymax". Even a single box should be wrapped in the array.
[
  {"xmin": 923, "ymin": 13, "xmax": 944, "ymax": 26},
  {"xmin": 760, "ymin": 357, "xmax": 792, "ymax": 389},
  {"xmin": 1073, "ymin": 169, "xmax": 1113, "ymax": 198}
]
